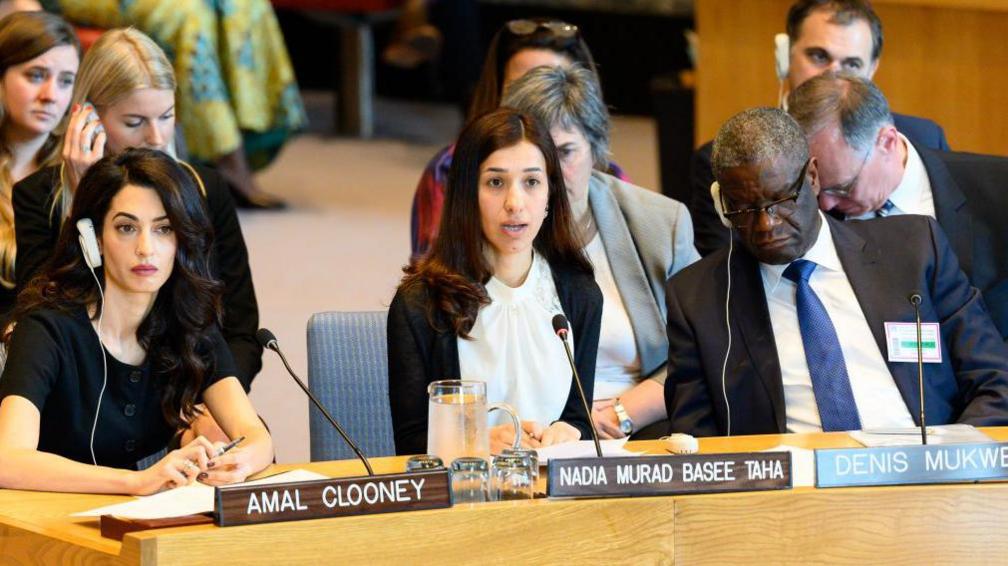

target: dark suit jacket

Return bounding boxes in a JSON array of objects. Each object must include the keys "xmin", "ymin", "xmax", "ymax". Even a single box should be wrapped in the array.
[
  {"xmin": 916, "ymin": 146, "xmax": 1008, "ymax": 340},
  {"xmin": 664, "ymin": 215, "xmax": 1008, "ymax": 437},
  {"xmin": 689, "ymin": 113, "xmax": 950, "ymax": 257},
  {"xmin": 12, "ymin": 164, "xmax": 262, "ymax": 389},
  {"xmin": 387, "ymin": 262, "xmax": 603, "ymax": 455}
]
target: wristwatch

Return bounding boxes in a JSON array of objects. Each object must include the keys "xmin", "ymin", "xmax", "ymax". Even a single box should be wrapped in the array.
[{"xmin": 613, "ymin": 399, "xmax": 634, "ymax": 436}]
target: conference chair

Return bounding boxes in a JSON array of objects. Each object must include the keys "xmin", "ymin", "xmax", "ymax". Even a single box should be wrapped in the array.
[{"xmin": 306, "ymin": 310, "xmax": 395, "ymax": 461}]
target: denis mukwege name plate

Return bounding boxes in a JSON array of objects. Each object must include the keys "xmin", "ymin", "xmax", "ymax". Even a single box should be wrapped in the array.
[
  {"xmin": 214, "ymin": 469, "xmax": 451, "ymax": 527},
  {"xmin": 547, "ymin": 452, "xmax": 791, "ymax": 498},
  {"xmin": 816, "ymin": 442, "xmax": 1008, "ymax": 488}
]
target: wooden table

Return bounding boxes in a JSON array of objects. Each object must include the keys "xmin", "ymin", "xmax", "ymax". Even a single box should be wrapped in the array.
[{"xmin": 3, "ymin": 430, "xmax": 1008, "ymax": 564}]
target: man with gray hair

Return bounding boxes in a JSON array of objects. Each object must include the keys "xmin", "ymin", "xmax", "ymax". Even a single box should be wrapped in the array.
[
  {"xmin": 664, "ymin": 107, "xmax": 1008, "ymax": 437},
  {"xmin": 788, "ymin": 73, "xmax": 1008, "ymax": 339}
]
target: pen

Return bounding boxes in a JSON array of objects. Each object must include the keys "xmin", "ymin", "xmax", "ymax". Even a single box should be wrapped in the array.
[{"xmin": 214, "ymin": 435, "xmax": 246, "ymax": 458}]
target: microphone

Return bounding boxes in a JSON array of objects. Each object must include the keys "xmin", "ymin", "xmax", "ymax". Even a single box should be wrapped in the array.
[
  {"xmin": 256, "ymin": 328, "xmax": 375, "ymax": 475},
  {"xmin": 551, "ymin": 314, "xmax": 603, "ymax": 458},
  {"xmin": 908, "ymin": 293, "xmax": 927, "ymax": 446}
]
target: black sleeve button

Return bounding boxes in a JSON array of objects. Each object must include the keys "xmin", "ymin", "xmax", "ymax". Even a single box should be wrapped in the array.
[
  {"xmin": 124, "ymin": 404, "xmax": 137, "ymax": 417},
  {"xmin": 129, "ymin": 371, "xmax": 142, "ymax": 383},
  {"xmin": 124, "ymin": 439, "xmax": 136, "ymax": 452}
]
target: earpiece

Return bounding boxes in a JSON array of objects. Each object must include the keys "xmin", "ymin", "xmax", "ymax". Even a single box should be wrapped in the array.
[
  {"xmin": 711, "ymin": 181, "xmax": 732, "ymax": 229},
  {"xmin": 710, "ymin": 181, "xmax": 734, "ymax": 436},
  {"xmin": 774, "ymin": 33, "xmax": 791, "ymax": 110},
  {"xmin": 76, "ymin": 216, "xmax": 107, "ymax": 465},
  {"xmin": 774, "ymin": 33, "xmax": 790, "ymax": 81},
  {"xmin": 76, "ymin": 218, "xmax": 102, "ymax": 269}
]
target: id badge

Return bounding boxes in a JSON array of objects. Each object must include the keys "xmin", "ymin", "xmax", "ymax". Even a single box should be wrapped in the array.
[{"xmin": 884, "ymin": 322, "xmax": 942, "ymax": 363}]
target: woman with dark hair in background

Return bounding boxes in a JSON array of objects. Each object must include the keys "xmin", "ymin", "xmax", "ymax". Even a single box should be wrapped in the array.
[
  {"xmin": 410, "ymin": 17, "xmax": 630, "ymax": 258},
  {"xmin": 388, "ymin": 107, "xmax": 602, "ymax": 455},
  {"xmin": 0, "ymin": 149, "xmax": 272, "ymax": 494},
  {"xmin": 0, "ymin": 10, "xmax": 78, "ymax": 316}
]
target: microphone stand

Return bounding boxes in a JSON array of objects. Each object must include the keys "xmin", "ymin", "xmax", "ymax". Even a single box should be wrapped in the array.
[
  {"xmin": 267, "ymin": 339, "xmax": 375, "ymax": 476},
  {"xmin": 910, "ymin": 294, "xmax": 927, "ymax": 446},
  {"xmin": 555, "ymin": 327, "xmax": 603, "ymax": 458}
]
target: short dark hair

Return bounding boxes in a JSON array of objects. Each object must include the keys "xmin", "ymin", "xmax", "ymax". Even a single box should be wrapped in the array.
[
  {"xmin": 467, "ymin": 18, "xmax": 598, "ymax": 122},
  {"xmin": 787, "ymin": 73, "xmax": 893, "ymax": 151},
  {"xmin": 401, "ymin": 107, "xmax": 591, "ymax": 337},
  {"xmin": 786, "ymin": 0, "xmax": 883, "ymax": 61}
]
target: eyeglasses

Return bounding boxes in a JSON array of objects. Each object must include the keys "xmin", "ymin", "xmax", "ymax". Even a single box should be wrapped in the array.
[
  {"xmin": 505, "ymin": 19, "xmax": 579, "ymax": 38},
  {"xmin": 820, "ymin": 147, "xmax": 872, "ymax": 198},
  {"xmin": 721, "ymin": 159, "xmax": 810, "ymax": 226}
]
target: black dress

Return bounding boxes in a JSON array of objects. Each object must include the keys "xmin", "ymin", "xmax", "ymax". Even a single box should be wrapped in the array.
[
  {"xmin": 386, "ymin": 262, "xmax": 603, "ymax": 456},
  {"xmin": 0, "ymin": 307, "xmax": 237, "ymax": 469},
  {"xmin": 12, "ymin": 164, "xmax": 262, "ymax": 389}
]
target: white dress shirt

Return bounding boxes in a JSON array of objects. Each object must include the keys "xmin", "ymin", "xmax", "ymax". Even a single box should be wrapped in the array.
[
  {"xmin": 854, "ymin": 133, "xmax": 935, "ymax": 219},
  {"xmin": 458, "ymin": 251, "xmax": 571, "ymax": 427},
  {"xmin": 583, "ymin": 232, "xmax": 641, "ymax": 400},
  {"xmin": 760, "ymin": 213, "xmax": 915, "ymax": 432}
]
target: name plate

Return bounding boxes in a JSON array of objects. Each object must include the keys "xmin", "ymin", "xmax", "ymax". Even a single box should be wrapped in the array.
[
  {"xmin": 214, "ymin": 469, "xmax": 451, "ymax": 527},
  {"xmin": 547, "ymin": 452, "xmax": 791, "ymax": 498},
  {"xmin": 816, "ymin": 442, "xmax": 1008, "ymax": 488}
]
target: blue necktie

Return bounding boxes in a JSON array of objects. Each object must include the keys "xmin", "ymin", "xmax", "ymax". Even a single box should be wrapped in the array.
[
  {"xmin": 782, "ymin": 260, "xmax": 862, "ymax": 432},
  {"xmin": 875, "ymin": 200, "xmax": 895, "ymax": 218}
]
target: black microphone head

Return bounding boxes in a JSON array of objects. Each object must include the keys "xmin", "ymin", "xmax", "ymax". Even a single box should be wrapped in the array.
[
  {"xmin": 256, "ymin": 328, "xmax": 278, "ymax": 349},
  {"xmin": 551, "ymin": 314, "xmax": 570, "ymax": 337},
  {"xmin": 908, "ymin": 292, "xmax": 923, "ymax": 306}
]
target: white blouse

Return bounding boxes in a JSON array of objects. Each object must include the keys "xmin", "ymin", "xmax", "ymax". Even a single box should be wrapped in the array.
[
  {"xmin": 584, "ymin": 232, "xmax": 641, "ymax": 400},
  {"xmin": 457, "ymin": 251, "xmax": 572, "ymax": 427}
]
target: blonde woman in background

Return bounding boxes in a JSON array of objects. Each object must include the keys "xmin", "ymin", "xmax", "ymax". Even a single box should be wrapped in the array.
[
  {"xmin": 13, "ymin": 28, "xmax": 262, "ymax": 396},
  {"xmin": 4, "ymin": 0, "xmax": 303, "ymax": 209},
  {"xmin": 0, "ymin": 10, "xmax": 78, "ymax": 317}
]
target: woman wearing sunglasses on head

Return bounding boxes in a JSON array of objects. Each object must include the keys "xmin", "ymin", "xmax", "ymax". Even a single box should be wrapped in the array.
[
  {"xmin": 13, "ymin": 28, "xmax": 262, "ymax": 395},
  {"xmin": 410, "ymin": 17, "xmax": 631, "ymax": 260},
  {"xmin": 0, "ymin": 11, "xmax": 78, "ymax": 317},
  {"xmin": 389, "ymin": 107, "xmax": 603, "ymax": 455},
  {"xmin": 0, "ymin": 148, "xmax": 272, "ymax": 495}
]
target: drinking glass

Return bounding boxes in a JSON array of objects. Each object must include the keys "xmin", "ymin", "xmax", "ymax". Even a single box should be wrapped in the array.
[
  {"xmin": 405, "ymin": 454, "xmax": 444, "ymax": 472},
  {"xmin": 450, "ymin": 457, "xmax": 489, "ymax": 503},
  {"xmin": 490, "ymin": 454, "xmax": 534, "ymax": 501}
]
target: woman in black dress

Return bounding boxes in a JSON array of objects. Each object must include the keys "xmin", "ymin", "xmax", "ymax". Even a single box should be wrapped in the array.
[{"xmin": 0, "ymin": 149, "xmax": 272, "ymax": 494}]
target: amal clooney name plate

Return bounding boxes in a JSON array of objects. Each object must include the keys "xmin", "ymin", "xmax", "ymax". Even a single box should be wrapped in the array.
[
  {"xmin": 214, "ymin": 469, "xmax": 451, "ymax": 526},
  {"xmin": 816, "ymin": 441, "xmax": 1008, "ymax": 488},
  {"xmin": 547, "ymin": 452, "xmax": 792, "ymax": 498}
]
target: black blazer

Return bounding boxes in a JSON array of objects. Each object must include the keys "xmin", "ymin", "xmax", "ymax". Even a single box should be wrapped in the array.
[
  {"xmin": 387, "ymin": 262, "xmax": 603, "ymax": 455},
  {"xmin": 688, "ymin": 113, "xmax": 951, "ymax": 257},
  {"xmin": 917, "ymin": 145, "xmax": 1008, "ymax": 340},
  {"xmin": 12, "ymin": 163, "xmax": 262, "ymax": 389},
  {"xmin": 664, "ymin": 215, "xmax": 1008, "ymax": 437}
]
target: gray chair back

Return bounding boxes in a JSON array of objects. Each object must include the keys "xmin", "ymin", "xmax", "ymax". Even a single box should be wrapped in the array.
[{"xmin": 307, "ymin": 310, "xmax": 395, "ymax": 461}]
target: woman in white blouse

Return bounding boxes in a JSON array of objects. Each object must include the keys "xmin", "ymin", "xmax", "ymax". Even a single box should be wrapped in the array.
[
  {"xmin": 502, "ymin": 64, "xmax": 701, "ymax": 439},
  {"xmin": 387, "ymin": 107, "xmax": 603, "ymax": 455}
]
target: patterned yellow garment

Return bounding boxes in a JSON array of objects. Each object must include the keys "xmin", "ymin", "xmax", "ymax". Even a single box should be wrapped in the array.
[{"xmin": 57, "ymin": 0, "xmax": 306, "ymax": 165}]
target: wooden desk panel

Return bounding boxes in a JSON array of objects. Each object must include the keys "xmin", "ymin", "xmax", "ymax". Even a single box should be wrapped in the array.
[{"xmin": 2, "ymin": 430, "xmax": 1007, "ymax": 564}]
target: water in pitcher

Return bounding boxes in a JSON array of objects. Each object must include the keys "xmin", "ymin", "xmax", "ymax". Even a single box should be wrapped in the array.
[{"xmin": 427, "ymin": 393, "xmax": 490, "ymax": 464}]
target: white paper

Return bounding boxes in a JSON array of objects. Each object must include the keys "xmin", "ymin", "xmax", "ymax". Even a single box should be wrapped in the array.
[
  {"xmin": 73, "ymin": 469, "xmax": 329, "ymax": 519},
  {"xmin": 762, "ymin": 445, "xmax": 815, "ymax": 487},
  {"xmin": 534, "ymin": 438, "xmax": 643, "ymax": 463},
  {"xmin": 849, "ymin": 424, "xmax": 991, "ymax": 447}
]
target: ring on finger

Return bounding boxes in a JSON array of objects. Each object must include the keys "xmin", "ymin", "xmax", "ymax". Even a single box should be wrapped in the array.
[
  {"xmin": 183, "ymin": 460, "xmax": 199, "ymax": 474},
  {"xmin": 81, "ymin": 143, "xmax": 91, "ymax": 153}
]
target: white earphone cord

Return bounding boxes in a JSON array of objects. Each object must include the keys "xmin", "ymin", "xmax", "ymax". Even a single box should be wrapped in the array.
[
  {"xmin": 87, "ymin": 265, "xmax": 107, "ymax": 466},
  {"xmin": 721, "ymin": 231, "xmax": 733, "ymax": 437}
]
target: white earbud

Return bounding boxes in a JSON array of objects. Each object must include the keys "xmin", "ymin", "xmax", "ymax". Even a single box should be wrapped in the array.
[
  {"xmin": 76, "ymin": 218, "xmax": 102, "ymax": 269},
  {"xmin": 774, "ymin": 33, "xmax": 790, "ymax": 81},
  {"xmin": 711, "ymin": 181, "xmax": 732, "ymax": 229}
]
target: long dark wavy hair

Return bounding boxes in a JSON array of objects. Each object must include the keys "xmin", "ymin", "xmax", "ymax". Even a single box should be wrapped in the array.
[
  {"xmin": 8, "ymin": 148, "xmax": 222, "ymax": 429},
  {"xmin": 402, "ymin": 107, "xmax": 592, "ymax": 337},
  {"xmin": 467, "ymin": 18, "xmax": 598, "ymax": 122}
]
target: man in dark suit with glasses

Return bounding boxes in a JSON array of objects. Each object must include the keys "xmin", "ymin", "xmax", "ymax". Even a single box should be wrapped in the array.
[{"xmin": 664, "ymin": 107, "xmax": 1008, "ymax": 437}]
